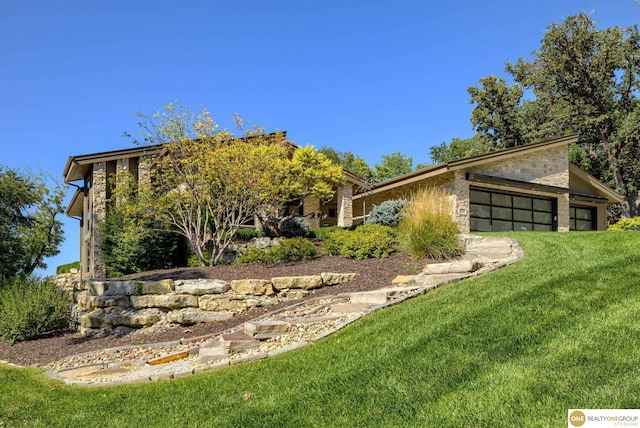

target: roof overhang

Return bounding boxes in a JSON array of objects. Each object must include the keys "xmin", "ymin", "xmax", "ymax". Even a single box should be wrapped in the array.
[
  {"xmin": 466, "ymin": 172, "xmax": 570, "ymax": 194},
  {"xmin": 568, "ymin": 164, "xmax": 623, "ymax": 204},
  {"xmin": 65, "ymin": 188, "xmax": 84, "ymax": 217},
  {"xmin": 63, "ymin": 144, "xmax": 164, "ymax": 183}
]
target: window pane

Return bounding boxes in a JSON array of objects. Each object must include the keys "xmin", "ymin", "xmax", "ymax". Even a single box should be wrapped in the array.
[
  {"xmin": 533, "ymin": 224, "xmax": 553, "ymax": 231},
  {"xmin": 533, "ymin": 199, "xmax": 552, "ymax": 212},
  {"xmin": 470, "ymin": 204, "xmax": 491, "ymax": 219},
  {"xmin": 493, "ymin": 207, "xmax": 513, "ymax": 220},
  {"xmin": 533, "ymin": 211, "xmax": 553, "ymax": 224},
  {"xmin": 514, "ymin": 222, "xmax": 533, "ymax": 231},
  {"xmin": 470, "ymin": 190, "xmax": 491, "ymax": 204},
  {"xmin": 492, "ymin": 193, "xmax": 512, "ymax": 207},
  {"xmin": 513, "ymin": 209, "xmax": 533, "ymax": 222},
  {"xmin": 570, "ymin": 219, "xmax": 577, "ymax": 230},
  {"xmin": 513, "ymin": 196, "xmax": 532, "ymax": 210},
  {"xmin": 493, "ymin": 220, "xmax": 513, "ymax": 231},
  {"xmin": 470, "ymin": 218, "xmax": 492, "ymax": 232},
  {"xmin": 575, "ymin": 208, "xmax": 592, "ymax": 220},
  {"xmin": 576, "ymin": 219, "xmax": 593, "ymax": 231},
  {"xmin": 570, "ymin": 207, "xmax": 576, "ymax": 218}
]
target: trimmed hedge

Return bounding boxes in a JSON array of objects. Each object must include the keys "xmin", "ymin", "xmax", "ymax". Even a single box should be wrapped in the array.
[
  {"xmin": 234, "ymin": 237, "xmax": 317, "ymax": 264},
  {"xmin": 323, "ymin": 224, "xmax": 398, "ymax": 260}
]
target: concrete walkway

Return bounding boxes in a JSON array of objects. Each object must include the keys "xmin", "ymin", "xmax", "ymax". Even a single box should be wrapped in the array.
[{"xmin": 45, "ymin": 235, "xmax": 524, "ymax": 387}]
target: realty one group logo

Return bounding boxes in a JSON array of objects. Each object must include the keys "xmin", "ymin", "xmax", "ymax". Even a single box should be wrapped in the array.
[{"xmin": 569, "ymin": 409, "xmax": 640, "ymax": 427}]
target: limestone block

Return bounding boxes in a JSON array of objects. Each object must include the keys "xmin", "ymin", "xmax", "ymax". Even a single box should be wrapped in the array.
[
  {"xmin": 461, "ymin": 236, "xmax": 513, "ymax": 259},
  {"xmin": 276, "ymin": 289, "xmax": 310, "ymax": 301},
  {"xmin": 248, "ymin": 237, "xmax": 272, "ymax": 249},
  {"xmin": 105, "ymin": 281, "xmax": 136, "ymax": 296},
  {"xmin": 175, "ymin": 279, "xmax": 229, "ymax": 295},
  {"xmin": 166, "ymin": 308, "xmax": 233, "ymax": 325},
  {"xmin": 423, "ymin": 260, "xmax": 477, "ymax": 274},
  {"xmin": 230, "ymin": 279, "xmax": 274, "ymax": 296},
  {"xmin": 392, "ymin": 275, "xmax": 416, "ymax": 284},
  {"xmin": 321, "ymin": 272, "xmax": 359, "ymax": 286},
  {"xmin": 75, "ymin": 291, "xmax": 93, "ymax": 310},
  {"xmin": 142, "ymin": 279, "xmax": 174, "ymax": 295},
  {"xmin": 331, "ymin": 303, "xmax": 371, "ymax": 313},
  {"xmin": 199, "ymin": 346, "xmax": 229, "ymax": 364},
  {"xmin": 271, "ymin": 275, "xmax": 323, "ymax": 290},
  {"xmin": 244, "ymin": 321, "xmax": 289, "ymax": 339},
  {"xmin": 349, "ymin": 292, "xmax": 388, "ymax": 305},
  {"xmin": 198, "ymin": 294, "xmax": 272, "ymax": 312},
  {"xmin": 80, "ymin": 311, "xmax": 107, "ymax": 329},
  {"xmin": 92, "ymin": 295, "xmax": 131, "ymax": 309},
  {"xmin": 107, "ymin": 308, "xmax": 163, "ymax": 328},
  {"xmin": 88, "ymin": 281, "xmax": 108, "ymax": 296},
  {"xmin": 131, "ymin": 294, "xmax": 198, "ymax": 310},
  {"xmin": 220, "ymin": 334, "xmax": 261, "ymax": 354}
]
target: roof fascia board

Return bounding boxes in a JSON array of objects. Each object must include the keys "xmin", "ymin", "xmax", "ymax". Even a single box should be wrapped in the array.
[{"xmin": 569, "ymin": 163, "xmax": 623, "ymax": 203}]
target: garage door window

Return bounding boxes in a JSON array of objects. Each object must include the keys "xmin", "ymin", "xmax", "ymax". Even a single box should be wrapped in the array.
[
  {"xmin": 469, "ymin": 189, "xmax": 556, "ymax": 232},
  {"xmin": 570, "ymin": 206, "xmax": 595, "ymax": 231}
]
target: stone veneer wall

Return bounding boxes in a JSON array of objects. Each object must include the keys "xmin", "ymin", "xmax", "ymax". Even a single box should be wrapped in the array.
[
  {"xmin": 91, "ymin": 162, "xmax": 108, "ymax": 279},
  {"xmin": 337, "ymin": 183, "xmax": 353, "ymax": 227}
]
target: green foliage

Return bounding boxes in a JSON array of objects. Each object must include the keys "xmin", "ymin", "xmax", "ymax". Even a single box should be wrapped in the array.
[
  {"xmin": 608, "ymin": 217, "xmax": 640, "ymax": 231},
  {"xmin": 0, "ymin": 276, "xmax": 70, "ymax": 345},
  {"xmin": 374, "ymin": 152, "xmax": 413, "ymax": 182},
  {"xmin": 323, "ymin": 224, "xmax": 398, "ymax": 259},
  {"xmin": 101, "ymin": 174, "xmax": 189, "ymax": 277},
  {"xmin": 311, "ymin": 225, "xmax": 342, "ymax": 240},
  {"xmin": 317, "ymin": 146, "xmax": 376, "ymax": 182},
  {"xmin": 398, "ymin": 188, "xmax": 460, "ymax": 259},
  {"xmin": 429, "ymin": 134, "xmax": 490, "ymax": 163},
  {"xmin": 463, "ymin": 13, "xmax": 640, "ymax": 216},
  {"xmin": 365, "ymin": 199, "xmax": 407, "ymax": 227},
  {"xmin": 55, "ymin": 261, "xmax": 80, "ymax": 275},
  {"xmin": 235, "ymin": 237, "xmax": 317, "ymax": 264},
  {"xmin": 0, "ymin": 166, "xmax": 65, "ymax": 281},
  {"xmin": 233, "ymin": 228, "xmax": 261, "ymax": 242}
]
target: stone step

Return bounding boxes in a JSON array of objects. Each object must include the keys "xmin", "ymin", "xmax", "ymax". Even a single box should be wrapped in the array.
[
  {"xmin": 414, "ymin": 273, "xmax": 466, "ymax": 286},
  {"xmin": 199, "ymin": 346, "xmax": 229, "ymax": 364},
  {"xmin": 220, "ymin": 333, "xmax": 261, "ymax": 354},
  {"xmin": 460, "ymin": 236, "xmax": 513, "ymax": 259},
  {"xmin": 244, "ymin": 321, "xmax": 289, "ymax": 339},
  {"xmin": 349, "ymin": 286, "xmax": 415, "ymax": 305},
  {"xmin": 331, "ymin": 303, "xmax": 371, "ymax": 313},
  {"xmin": 423, "ymin": 260, "xmax": 478, "ymax": 275}
]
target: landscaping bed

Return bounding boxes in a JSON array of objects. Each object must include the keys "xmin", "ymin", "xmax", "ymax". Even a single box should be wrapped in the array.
[{"xmin": 0, "ymin": 252, "xmax": 423, "ymax": 367}]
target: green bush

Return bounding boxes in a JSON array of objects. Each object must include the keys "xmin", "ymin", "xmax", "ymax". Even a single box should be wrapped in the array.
[
  {"xmin": 235, "ymin": 237, "xmax": 317, "ymax": 264},
  {"xmin": 311, "ymin": 225, "xmax": 342, "ymax": 240},
  {"xmin": 322, "ymin": 224, "xmax": 398, "ymax": 259},
  {"xmin": 0, "ymin": 276, "xmax": 71, "ymax": 345},
  {"xmin": 56, "ymin": 261, "xmax": 80, "ymax": 275},
  {"xmin": 365, "ymin": 199, "xmax": 407, "ymax": 227},
  {"xmin": 260, "ymin": 217, "xmax": 311, "ymax": 238},
  {"xmin": 233, "ymin": 228, "xmax": 262, "ymax": 242},
  {"xmin": 269, "ymin": 237, "xmax": 317, "ymax": 262},
  {"xmin": 609, "ymin": 217, "xmax": 640, "ymax": 231},
  {"xmin": 398, "ymin": 188, "xmax": 460, "ymax": 259}
]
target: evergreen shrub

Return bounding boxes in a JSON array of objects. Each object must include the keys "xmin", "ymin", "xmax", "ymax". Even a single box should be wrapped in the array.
[
  {"xmin": 365, "ymin": 199, "xmax": 407, "ymax": 227},
  {"xmin": 609, "ymin": 217, "xmax": 640, "ymax": 231}
]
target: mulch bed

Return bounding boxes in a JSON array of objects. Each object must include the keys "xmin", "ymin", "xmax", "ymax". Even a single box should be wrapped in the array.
[{"xmin": 0, "ymin": 252, "xmax": 426, "ymax": 367}]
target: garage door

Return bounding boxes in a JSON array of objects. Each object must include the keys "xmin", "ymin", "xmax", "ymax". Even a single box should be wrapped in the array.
[{"xmin": 469, "ymin": 188, "xmax": 556, "ymax": 232}]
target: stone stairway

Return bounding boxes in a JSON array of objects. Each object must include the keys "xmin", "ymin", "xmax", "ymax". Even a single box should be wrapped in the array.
[{"xmin": 45, "ymin": 235, "xmax": 523, "ymax": 386}]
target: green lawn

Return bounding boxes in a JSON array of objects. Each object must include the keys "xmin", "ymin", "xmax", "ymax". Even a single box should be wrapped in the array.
[{"xmin": 1, "ymin": 232, "xmax": 639, "ymax": 427}]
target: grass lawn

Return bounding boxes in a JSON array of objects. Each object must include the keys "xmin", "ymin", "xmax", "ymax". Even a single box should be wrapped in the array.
[{"xmin": 1, "ymin": 232, "xmax": 639, "ymax": 427}]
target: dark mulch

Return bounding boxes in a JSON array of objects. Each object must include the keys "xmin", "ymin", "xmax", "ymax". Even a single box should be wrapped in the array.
[{"xmin": 0, "ymin": 253, "xmax": 426, "ymax": 367}]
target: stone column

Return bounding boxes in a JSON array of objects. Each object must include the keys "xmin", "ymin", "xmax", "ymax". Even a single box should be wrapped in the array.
[
  {"xmin": 557, "ymin": 194, "xmax": 570, "ymax": 232},
  {"xmin": 303, "ymin": 196, "xmax": 321, "ymax": 229},
  {"xmin": 337, "ymin": 184, "xmax": 353, "ymax": 227},
  {"xmin": 451, "ymin": 172, "xmax": 470, "ymax": 233},
  {"xmin": 91, "ymin": 162, "xmax": 107, "ymax": 279}
]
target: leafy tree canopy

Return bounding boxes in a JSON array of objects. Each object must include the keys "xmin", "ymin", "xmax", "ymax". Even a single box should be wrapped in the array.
[
  {"xmin": 374, "ymin": 152, "xmax": 413, "ymax": 182},
  {"xmin": 0, "ymin": 166, "xmax": 65, "ymax": 281},
  {"xmin": 440, "ymin": 13, "xmax": 640, "ymax": 216}
]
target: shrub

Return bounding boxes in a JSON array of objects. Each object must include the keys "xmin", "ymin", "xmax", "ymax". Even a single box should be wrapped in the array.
[
  {"xmin": 365, "ymin": 199, "xmax": 407, "ymax": 227},
  {"xmin": 609, "ymin": 217, "xmax": 640, "ymax": 231},
  {"xmin": 0, "ymin": 276, "xmax": 71, "ymax": 345},
  {"xmin": 56, "ymin": 261, "xmax": 80, "ymax": 275},
  {"xmin": 269, "ymin": 237, "xmax": 317, "ymax": 262},
  {"xmin": 398, "ymin": 187, "xmax": 460, "ymax": 259},
  {"xmin": 234, "ymin": 228, "xmax": 262, "ymax": 242},
  {"xmin": 235, "ymin": 237, "xmax": 317, "ymax": 264},
  {"xmin": 311, "ymin": 225, "xmax": 342, "ymax": 241},
  {"xmin": 323, "ymin": 224, "xmax": 398, "ymax": 259}
]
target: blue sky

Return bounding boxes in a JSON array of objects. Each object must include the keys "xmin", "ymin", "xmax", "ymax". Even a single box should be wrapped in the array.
[{"xmin": 1, "ymin": 0, "xmax": 638, "ymax": 276}]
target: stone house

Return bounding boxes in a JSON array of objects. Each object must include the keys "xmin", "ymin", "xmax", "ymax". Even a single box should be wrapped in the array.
[
  {"xmin": 63, "ymin": 133, "xmax": 620, "ymax": 279},
  {"xmin": 350, "ymin": 134, "xmax": 621, "ymax": 233}
]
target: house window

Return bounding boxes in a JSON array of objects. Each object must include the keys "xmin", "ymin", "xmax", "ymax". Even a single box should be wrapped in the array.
[
  {"xmin": 469, "ymin": 188, "xmax": 556, "ymax": 232},
  {"xmin": 570, "ymin": 206, "xmax": 595, "ymax": 231}
]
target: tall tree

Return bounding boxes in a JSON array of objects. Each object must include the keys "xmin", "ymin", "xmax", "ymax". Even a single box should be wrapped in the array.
[
  {"xmin": 465, "ymin": 13, "xmax": 640, "ymax": 216},
  {"xmin": 374, "ymin": 152, "xmax": 413, "ymax": 182},
  {"xmin": 0, "ymin": 166, "xmax": 65, "ymax": 281},
  {"xmin": 429, "ymin": 134, "xmax": 489, "ymax": 163},
  {"xmin": 317, "ymin": 146, "xmax": 376, "ymax": 182}
]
